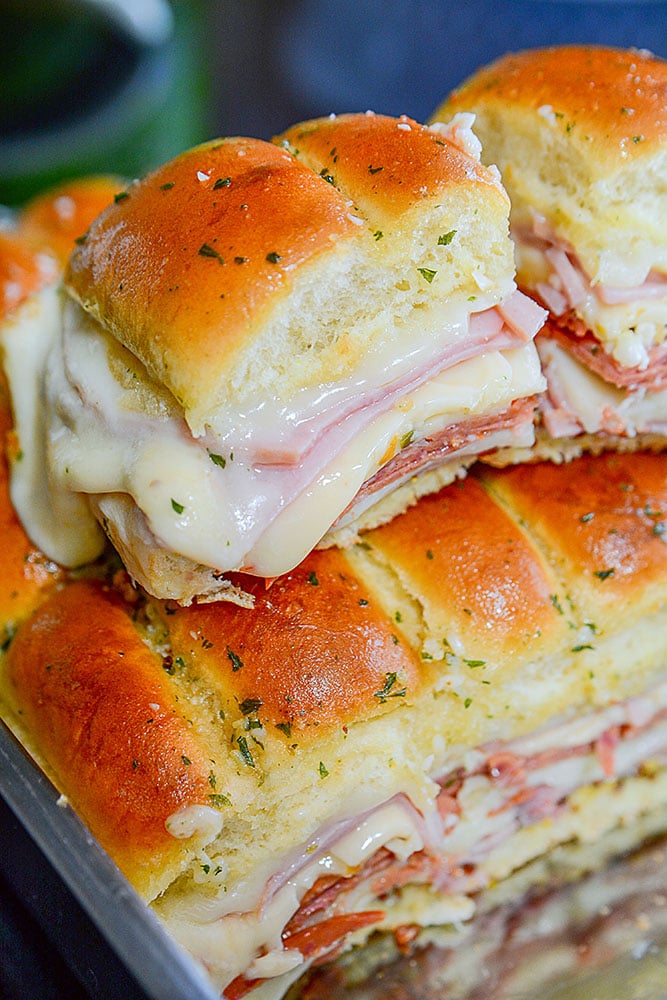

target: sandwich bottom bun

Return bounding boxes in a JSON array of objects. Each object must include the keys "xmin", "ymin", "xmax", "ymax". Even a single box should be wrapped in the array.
[{"xmin": 1, "ymin": 444, "xmax": 667, "ymax": 998}]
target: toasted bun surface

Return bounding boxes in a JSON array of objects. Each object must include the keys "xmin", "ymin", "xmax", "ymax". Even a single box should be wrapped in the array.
[
  {"xmin": 64, "ymin": 115, "xmax": 513, "ymax": 435},
  {"xmin": 433, "ymin": 45, "xmax": 667, "ymax": 286},
  {"xmin": 441, "ymin": 46, "xmax": 667, "ymax": 161},
  {"xmin": 5, "ymin": 579, "xmax": 219, "ymax": 899}
]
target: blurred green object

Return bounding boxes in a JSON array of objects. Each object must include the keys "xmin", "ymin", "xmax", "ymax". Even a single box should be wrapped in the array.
[{"xmin": 0, "ymin": 0, "xmax": 213, "ymax": 205}]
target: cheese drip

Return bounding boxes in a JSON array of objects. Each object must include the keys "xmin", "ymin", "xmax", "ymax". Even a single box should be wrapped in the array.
[{"xmin": 6, "ymin": 287, "xmax": 544, "ymax": 578}]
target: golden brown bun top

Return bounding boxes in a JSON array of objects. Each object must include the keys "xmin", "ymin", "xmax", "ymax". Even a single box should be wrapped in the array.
[
  {"xmin": 63, "ymin": 115, "xmax": 511, "ymax": 430},
  {"xmin": 19, "ymin": 175, "xmax": 123, "ymax": 266},
  {"xmin": 0, "ymin": 230, "xmax": 56, "ymax": 318},
  {"xmin": 279, "ymin": 111, "xmax": 501, "ymax": 220},
  {"xmin": 442, "ymin": 45, "xmax": 667, "ymax": 163},
  {"xmin": 63, "ymin": 134, "xmax": 365, "ymax": 417},
  {"xmin": 5, "ymin": 451, "xmax": 667, "ymax": 897},
  {"xmin": 5, "ymin": 579, "xmax": 216, "ymax": 899}
]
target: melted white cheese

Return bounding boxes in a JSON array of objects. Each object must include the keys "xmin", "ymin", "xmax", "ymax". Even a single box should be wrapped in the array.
[{"xmin": 8, "ymin": 290, "xmax": 545, "ymax": 577}]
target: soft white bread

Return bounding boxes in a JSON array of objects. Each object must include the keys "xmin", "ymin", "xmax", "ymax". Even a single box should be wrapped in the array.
[
  {"xmin": 2, "ymin": 449, "xmax": 667, "ymax": 997},
  {"xmin": 6, "ymin": 113, "xmax": 546, "ymax": 604}
]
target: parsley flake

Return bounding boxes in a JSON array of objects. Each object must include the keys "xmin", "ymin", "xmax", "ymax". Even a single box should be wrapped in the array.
[
  {"xmin": 171, "ymin": 498, "xmax": 185, "ymax": 514},
  {"xmin": 226, "ymin": 646, "xmax": 244, "ymax": 671},
  {"xmin": 418, "ymin": 267, "xmax": 437, "ymax": 283},
  {"xmin": 236, "ymin": 735, "xmax": 255, "ymax": 767},
  {"xmin": 438, "ymin": 230, "xmax": 456, "ymax": 245},
  {"xmin": 239, "ymin": 697, "xmax": 262, "ymax": 716},
  {"xmin": 374, "ymin": 672, "xmax": 407, "ymax": 703},
  {"xmin": 199, "ymin": 243, "xmax": 225, "ymax": 264},
  {"xmin": 209, "ymin": 793, "xmax": 231, "ymax": 808},
  {"xmin": 319, "ymin": 761, "xmax": 329, "ymax": 778}
]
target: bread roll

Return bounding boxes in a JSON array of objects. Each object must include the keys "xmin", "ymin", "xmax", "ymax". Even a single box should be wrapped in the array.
[
  {"xmin": 4, "ymin": 113, "xmax": 546, "ymax": 605},
  {"xmin": 432, "ymin": 45, "xmax": 667, "ymax": 457},
  {"xmin": 2, "ymin": 448, "xmax": 666, "ymax": 998},
  {"xmin": 18, "ymin": 174, "xmax": 121, "ymax": 265}
]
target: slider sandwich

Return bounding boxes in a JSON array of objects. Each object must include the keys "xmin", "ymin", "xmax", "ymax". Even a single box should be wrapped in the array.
[
  {"xmin": 2, "ymin": 112, "xmax": 546, "ymax": 606},
  {"xmin": 433, "ymin": 45, "xmax": 667, "ymax": 458},
  {"xmin": 2, "ymin": 449, "xmax": 667, "ymax": 999}
]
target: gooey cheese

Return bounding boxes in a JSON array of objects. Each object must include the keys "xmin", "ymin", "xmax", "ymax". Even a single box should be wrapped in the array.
[{"xmin": 5, "ymin": 285, "xmax": 545, "ymax": 580}]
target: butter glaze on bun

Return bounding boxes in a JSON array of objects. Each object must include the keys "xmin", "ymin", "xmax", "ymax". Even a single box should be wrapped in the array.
[{"xmin": 6, "ymin": 112, "xmax": 546, "ymax": 604}]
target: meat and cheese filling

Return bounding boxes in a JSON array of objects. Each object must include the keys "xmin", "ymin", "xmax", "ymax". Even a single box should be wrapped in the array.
[{"xmin": 432, "ymin": 45, "xmax": 667, "ymax": 452}]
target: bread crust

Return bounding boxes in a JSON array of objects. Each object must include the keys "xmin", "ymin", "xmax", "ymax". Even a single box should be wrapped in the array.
[
  {"xmin": 5, "ymin": 579, "xmax": 219, "ymax": 899},
  {"xmin": 441, "ymin": 45, "xmax": 667, "ymax": 167},
  {"xmin": 279, "ymin": 112, "xmax": 505, "ymax": 221},
  {"xmin": 0, "ymin": 230, "xmax": 55, "ymax": 316}
]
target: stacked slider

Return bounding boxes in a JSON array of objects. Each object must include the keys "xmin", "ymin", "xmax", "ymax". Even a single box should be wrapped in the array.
[
  {"xmin": 433, "ymin": 45, "xmax": 667, "ymax": 459},
  {"xmin": 1, "ymin": 112, "xmax": 546, "ymax": 606},
  {"xmin": 2, "ymin": 448, "xmax": 667, "ymax": 999}
]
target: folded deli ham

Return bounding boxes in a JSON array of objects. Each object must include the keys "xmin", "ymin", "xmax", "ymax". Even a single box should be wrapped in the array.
[
  {"xmin": 0, "ymin": 111, "xmax": 546, "ymax": 606},
  {"xmin": 434, "ymin": 45, "xmax": 667, "ymax": 456},
  {"xmin": 2, "ymin": 429, "xmax": 666, "ymax": 997}
]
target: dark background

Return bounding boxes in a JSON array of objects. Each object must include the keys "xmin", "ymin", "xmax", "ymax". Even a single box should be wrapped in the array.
[{"xmin": 2, "ymin": 0, "xmax": 667, "ymax": 996}]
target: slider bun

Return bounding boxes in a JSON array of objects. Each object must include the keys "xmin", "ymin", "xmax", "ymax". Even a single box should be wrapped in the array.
[
  {"xmin": 0, "ymin": 229, "xmax": 57, "ymax": 316},
  {"xmin": 19, "ymin": 175, "xmax": 123, "ymax": 266},
  {"xmin": 432, "ymin": 45, "xmax": 667, "ymax": 285},
  {"xmin": 5, "ymin": 451, "xmax": 667, "ymax": 899},
  {"xmin": 64, "ymin": 113, "xmax": 513, "ymax": 436}
]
